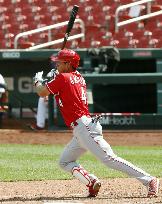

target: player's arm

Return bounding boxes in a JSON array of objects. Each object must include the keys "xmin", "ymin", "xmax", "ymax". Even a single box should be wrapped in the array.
[
  {"xmin": 35, "ymin": 83, "xmax": 50, "ymax": 97},
  {"xmin": 33, "ymin": 71, "xmax": 50, "ymax": 97}
]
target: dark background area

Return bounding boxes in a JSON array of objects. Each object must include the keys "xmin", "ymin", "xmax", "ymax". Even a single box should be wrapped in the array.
[
  {"xmin": 0, "ymin": 57, "xmax": 157, "ymax": 114},
  {"xmin": 93, "ymin": 58, "xmax": 157, "ymax": 113}
]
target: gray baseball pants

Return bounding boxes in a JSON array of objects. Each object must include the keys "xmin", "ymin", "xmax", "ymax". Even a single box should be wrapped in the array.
[{"xmin": 59, "ymin": 115, "xmax": 153, "ymax": 186}]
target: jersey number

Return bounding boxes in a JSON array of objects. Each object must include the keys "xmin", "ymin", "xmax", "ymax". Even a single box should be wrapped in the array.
[{"xmin": 81, "ymin": 87, "xmax": 87, "ymax": 104}]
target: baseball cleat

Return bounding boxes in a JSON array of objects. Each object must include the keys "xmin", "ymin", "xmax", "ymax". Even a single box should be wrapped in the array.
[
  {"xmin": 147, "ymin": 177, "xmax": 160, "ymax": 197},
  {"xmin": 28, "ymin": 123, "xmax": 45, "ymax": 131},
  {"xmin": 88, "ymin": 179, "xmax": 101, "ymax": 197}
]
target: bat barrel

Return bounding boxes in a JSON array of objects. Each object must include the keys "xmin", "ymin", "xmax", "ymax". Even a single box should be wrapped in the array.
[{"xmin": 61, "ymin": 5, "xmax": 79, "ymax": 50}]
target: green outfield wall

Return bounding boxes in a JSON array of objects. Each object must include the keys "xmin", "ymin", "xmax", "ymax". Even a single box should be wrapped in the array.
[{"xmin": 0, "ymin": 48, "xmax": 162, "ymax": 129}]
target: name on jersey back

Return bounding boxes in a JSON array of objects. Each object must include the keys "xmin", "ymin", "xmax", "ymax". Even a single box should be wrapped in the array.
[{"xmin": 70, "ymin": 76, "xmax": 86, "ymax": 86}]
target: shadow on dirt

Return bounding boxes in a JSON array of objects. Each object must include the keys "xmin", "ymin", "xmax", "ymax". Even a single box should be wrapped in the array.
[{"xmin": 0, "ymin": 195, "xmax": 148, "ymax": 202}]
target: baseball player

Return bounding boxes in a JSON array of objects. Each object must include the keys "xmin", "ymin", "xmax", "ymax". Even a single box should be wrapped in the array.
[
  {"xmin": 33, "ymin": 49, "xmax": 159, "ymax": 197},
  {"xmin": 0, "ymin": 74, "xmax": 8, "ymax": 126},
  {"xmin": 0, "ymin": 74, "xmax": 8, "ymax": 111},
  {"xmin": 30, "ymin": 96, "xmax": 48, "ymax": 130}
]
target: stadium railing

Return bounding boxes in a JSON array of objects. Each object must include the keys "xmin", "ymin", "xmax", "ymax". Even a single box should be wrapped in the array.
[
  {"xmin": 115, "ymin": 0, "xmax": 162, "ymax": 32},
  {"xmin": 13, "ymin": 18, "xmax": 85, "ymax": 50}
]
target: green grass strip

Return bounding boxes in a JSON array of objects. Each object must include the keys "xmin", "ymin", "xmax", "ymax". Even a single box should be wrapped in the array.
[{"xmin": 0, "ymin": 144, "xmax": 161, "ymax": 181}]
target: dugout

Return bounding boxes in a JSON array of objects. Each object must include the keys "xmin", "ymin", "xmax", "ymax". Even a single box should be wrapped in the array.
[
  {"xmin": 88, "ymin": 47, "xmax": 156, "ymax": 114},
  {"xmin": 0, "ymin": 48, "xmax": 162, "ymax": 129},
  {"xmin": 93, "ymin": 58, "xmax": 156, "ymax": 114}
]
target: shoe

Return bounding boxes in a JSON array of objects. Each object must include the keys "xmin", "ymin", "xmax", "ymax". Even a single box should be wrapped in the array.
[
  {"xmin": 29, "ymin": 123, "xmax": 45, "ymax": 131},
  {"xmin": 147, "ymin": 177, "xmax": 160, "ymax": 197},
  {"xmin": 88, "ymin": 179, "xmax": 101, "ymax": 197}
]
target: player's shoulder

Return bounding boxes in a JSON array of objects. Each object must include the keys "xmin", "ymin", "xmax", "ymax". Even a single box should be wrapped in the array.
[
  {"xmin": 73, "ymin": 70, "xmax": 81, "ymax": 76},
  {"xmin": 58, "ymin": 71, "xmax": 83, "ymax": 82},
  {"xmin": 58, "ymin": 73, "xmax": 68, "ymax": 79},
  {"xmin": 55, "ymin": 73, "xmax": 70, "ymax": 84}
]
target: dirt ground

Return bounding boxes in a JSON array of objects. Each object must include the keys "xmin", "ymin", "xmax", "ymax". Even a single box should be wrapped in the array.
[{"xmin": 0, "ymin": 119, "xmax": 162, "ymax": 204}]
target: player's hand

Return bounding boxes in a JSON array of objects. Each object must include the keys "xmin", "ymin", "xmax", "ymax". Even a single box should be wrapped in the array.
[
  {"xmin": 33, "ymin": 71, "xmax": 44, "ymax": 86},
  {"xmin": 47, "ymin": 69, "xmax": 59, "ymax": 79}
]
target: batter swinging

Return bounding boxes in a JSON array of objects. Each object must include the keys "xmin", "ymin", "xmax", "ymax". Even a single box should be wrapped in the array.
[{"xmin": 33, "ymin": 49, "xmax": 159, "ymax": 198}]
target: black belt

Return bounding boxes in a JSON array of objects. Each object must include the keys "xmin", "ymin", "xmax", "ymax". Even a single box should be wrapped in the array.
[
  {"xmin": 70, "ymin": 121, "xmax": 78, "ymax": 128},
  {"xmin": 92, "ymin": 115, "xmax": 102, "ymax": 123}
]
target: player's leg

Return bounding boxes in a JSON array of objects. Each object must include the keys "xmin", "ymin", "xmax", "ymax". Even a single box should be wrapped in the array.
[
  {"xmin": 74, "ymin": 117, "xmax": 159, "ymax": 196},
  {"xmin": 36, "ymin": 97, "xmax": 47, "ymax": 128},
  {"xmin": 59, "ymin": 135, "xmax": 86, "ymax": 172},
  {"xmin": 59, "ymin": 135, "xmax": 101, "ymax": 197}
]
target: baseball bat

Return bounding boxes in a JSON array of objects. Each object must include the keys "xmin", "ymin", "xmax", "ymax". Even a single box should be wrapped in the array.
[{"xmin": 61, "ymin": 5, "xmax": 79, "ymax": 50}]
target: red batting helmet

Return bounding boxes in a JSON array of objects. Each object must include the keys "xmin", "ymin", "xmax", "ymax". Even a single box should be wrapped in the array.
[{"xmin": 51, "ymin": 49, "xmax": 80, "ymax": 69}]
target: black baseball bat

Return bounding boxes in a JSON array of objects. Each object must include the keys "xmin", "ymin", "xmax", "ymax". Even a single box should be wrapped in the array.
[{"xmin": 61, "ymin": 5, "xmax": 79, "ymax": 50}]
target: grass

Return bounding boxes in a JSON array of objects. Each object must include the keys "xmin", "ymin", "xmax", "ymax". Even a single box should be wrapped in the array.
[{"xmin": 0, "ymin": 144, "xmax": 161, "ymax": 181}]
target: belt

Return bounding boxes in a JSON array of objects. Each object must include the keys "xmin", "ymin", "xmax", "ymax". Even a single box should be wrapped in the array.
[
  {"xmin": 91, "ymin": 115, "xmax": 102, "ymax": 123},
  {"xmin": 70, "ymin": 115, "xmax": 92, "ymax": 129},
  {"xmin": 70, "ymin": 121, "xmax": 78, "ymax": 129}
]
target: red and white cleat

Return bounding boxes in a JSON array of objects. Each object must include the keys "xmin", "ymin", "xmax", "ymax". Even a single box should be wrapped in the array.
[
  {"xmin": 147, "ymin": 177, "xmax": 160, "ymax": 197},
  {"xmin": 88, "ymin": 179, "xmax": 101, "ymax": 197}
]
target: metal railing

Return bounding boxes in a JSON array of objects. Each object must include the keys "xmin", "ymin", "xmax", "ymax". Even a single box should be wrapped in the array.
[
  {"xmin": 14, "ymin": 18, "xmax": 85, "ymax": 49},
  {"xmin": 115, "ymin": 0, "xmax": 162, "ymax": 32}
]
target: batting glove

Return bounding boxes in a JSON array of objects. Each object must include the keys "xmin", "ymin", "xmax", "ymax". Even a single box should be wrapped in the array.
[
  {"xmin": 47, "ymin": 69, "xmax": 59, "ymax": 79},
  {"xmin": 33, "ymin": 71, "xmax": 44, "ymax": 86}
]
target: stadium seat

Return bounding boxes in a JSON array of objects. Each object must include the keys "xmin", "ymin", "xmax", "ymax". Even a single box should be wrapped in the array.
[
  {"xmin": 148, "ymin": 38, "xmax": 159, "ymax": 48},
  {"xmin": 78, "ymin": 40, "xmax": 91, "ymax": 48},
  {"xmin": 114, "ymin": 31, "xmax": 134, "ymax": 41},
  {"xmin": 156, "ymin": 39, "xmax": 162, "ymax": 48},
  {"xmin": 90, "ymin": 40, "xmax": 101, "ymax": 48},
  {"xmin": 3, "ymin": 33, "xmax": 15, "ymax": 48},
  {"xmin": 125, "ymin": 31, "xmax": 134, "ymax": 40},
  {"xmin": 28, "ymin": 0, "xmax": 39, "ymax": 5},
  {"xmin": 95, "ymin": 0, "xmax": 115, "ymax": 6},
  {"xmin": 84, "ymin": 24, "xmax": 102, "ymax": 42},
  {"xmin": 134, "ymin": 29, "xmax": 152, "ymax": 40},
  {"xmin": 14, "ymin": 7, "xmax": 22, "ymax": 15},
  {"xmin": 0, "ymin": 14, "xmax": 9, "ymax": 24},
  {"xmin": 120, "ymin": 0, "xmax": 132, "ymax": 4},
  {"xmin": 0, "ymin": 39, "xmax": 11, "ymax": 49},
  {"xmin": 151, "ymin": 4, "xmax": 162, "ymax": 12},
  {"xmin": 118, "ymin": 38, "xmax": 130, "ymax": 48},
  {"xmin": 16, "ymin": 14, "xmax": 27, "ymax": 24},
  {"xmin": 102, "ymin": 5, "xmax": 111, "ymax": 14},
  {"xmin": 154, "ymin": 0, "xmax": 162, "ymax": 4},
  {"xmin": 100, "ymin": 38, "xmax": 111, "ymax": 46},
  {"xmin": 153, "ymin": 28, "xmax": 162, "ymax": 39},
  {"xmin": 136, "ymin": 37, "xmax": 150, "ymax": 48},
  {"xmin": 157, "ymin": 0, "xmax": 162, "ymax": 3},
  {"xmin": 122, "ymin": 21, "xmax": 144, "ymax": 32},
  {"xmin": 69, "ymin": 40, "xmax": 80, "ymax": 49},
  {"xmin": 19, "ymin": 24, "xmax": 29, "ymax": 32},
  {"xmin": 0, "ymin": 6, "xmax": 7, "ymax": 14},
  {"xmin": 1, "ymin": 23, "xmax": 12, "ymax": 33},
  {"xmin": 18, "ymin": 41, "xmax": 35, "ymax": 49},
  {"xmin": 98, "ymin": 31, "xmax": 113, "ymax": 43},
  {"xmin": 119, "ymin": 13, "xmax": 132, "ymax": 22},
  {"xmin": 145, "ymin": 20, "xmax": 158, "ymax": 30},
  {"xmin": 48, "ymin": 5, "xmax": 59, "ymax": 13},
  {"xmin": 0, "ymin": 0, "xmax": 161, "ymax": 49},
  {"xmin": 50, "ymin": 14, "xmax": 62, "ymax": 24},
  {"xmin": 44, "ymin": 0, "xmax": 55, "ymax": 4},
  {"xmin": 0, "ymin": 32, "xmax": 4, "ymax": 39},
  {"xmin": 129, "ymin": 38, "xmax": 139, "ymax": 48},
  {"xmin": 109, "ymin": 39, "xmax": 120, "ymax": 47},
  {"xmin": 157, "ymin": 22, "xmax": 162, "ymax": 29}
]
